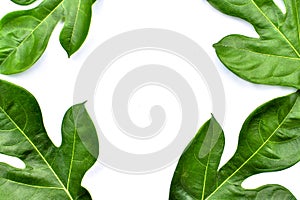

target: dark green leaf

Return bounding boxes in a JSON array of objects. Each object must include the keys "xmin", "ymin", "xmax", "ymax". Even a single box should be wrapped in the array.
[
  {"xmin": 170, "ymin": 91, "xmax": 300, "ymax": 199},
  {"xmin": 0, "ymin": 0, "xmax": 95, "ymax": 74},
  {"xmin": 11, "ymin": 0, "xmax": 37, "ymax": 6},
  {"xmin": 170, "ymin": 116, "xmax": 225, "ymax": 200},
  {"xmin": 208, "ymin": 0, "xmax": 300, "ymax": 89},
  {"xmin": 0, "ymin": 79, "xmax": 99, "ymax": 199}
]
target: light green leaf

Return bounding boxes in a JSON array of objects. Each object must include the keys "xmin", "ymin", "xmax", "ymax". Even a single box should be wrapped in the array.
[
  {"xmin": 0, "ymin": 79, "xmax": 99, "ymax": 199},
  {"xmin": 208, "ymin": 0, "xmax": 300, "ymax": 89},
  {"xmin": 170, "ymin": 91, "xmax": 300, "ymax": 199},
  {"xmin": 0, "ymin": 0, "xmax": 96, "ymax": 74}
]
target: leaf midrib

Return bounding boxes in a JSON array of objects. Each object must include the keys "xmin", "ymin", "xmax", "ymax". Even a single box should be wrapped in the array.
[
  {"xmin": 64, "ymin": 0, "xmax": 81, "ymax": 54},
  {"xmin": 201, "ymin": 122, "xmax": 215, "ymax": 200},
  {"xmin": 67, "ymin": 122, "xmax": 78, "ymax": 190},
  {"xmin": 0, "ymin": 106, "xmax": 74, "ymax": 200},
  {"xmin": 201, "ymin": 154, "xmax": 210, "ymax": 200},
  {"xmin": 205, "ymin": 98, "xmax": 298, "ymax": 199},
  {"xmin": 216, "ymin": 43, "xmax": 300, "ymax": 61},
  {"xmin": 1, "ymin": 0, "xmax": 64, "ymax": 66},
  {"xmin": 250, "ymin": 0, "xmax": 300, "ymax": 58}
]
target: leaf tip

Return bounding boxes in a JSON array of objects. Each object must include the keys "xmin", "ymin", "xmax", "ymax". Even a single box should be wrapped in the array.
[
  {"xmin": 67, "ymin": 51, "xmax": 73, "ymax": 58},
  {"xmin": 212, "ymin": 42, "xmax": 220, "ymax": 49},
  {"xmin": 210, "ymin": 113, "xmax": 218, "ymax": 123}
]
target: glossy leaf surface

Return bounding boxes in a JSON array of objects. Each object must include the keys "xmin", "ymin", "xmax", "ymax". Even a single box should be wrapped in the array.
[
  {"xmin": 170, "ymin": 91, "xmax": 300, "ymax": 199},
  {"xmin": 0, "ymin": 0, "xmax": 95, "ymax": 74},
  {"xmin": 0, "ymin": 80, "xmax": 99, "ymax": 199},
  {"xmin": 209, "ymin": 0, "xmax": 300, "ymax": 88}
]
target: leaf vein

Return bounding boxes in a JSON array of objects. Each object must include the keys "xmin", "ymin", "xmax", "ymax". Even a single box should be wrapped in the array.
[
  {"xmin": 0, "ymin": 106, "xmax": 74, "ymax": 200},
  {"xmin": 205, "ymin": 97, "xmax": 298, "ymax": 199},
  {"xmin": 1, "ymin": 1, "xmax": 64, "ymax": 66},
  {"xmin": 250, "ymin": 0, "xmax": 300, "ymax": 57},
  {"xmin": 4, "ymin": 179, "xmax": 64, "ymax": 190}
]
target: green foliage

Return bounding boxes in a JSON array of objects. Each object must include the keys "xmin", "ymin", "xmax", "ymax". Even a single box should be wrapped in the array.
[
  {"xmin": 0, "ymin": 0, "xmax": 95, "ymax": 74},
  {"xmin": 170, "ymin": 91, "xmax": 300, "ymax": 199},
  {"xmin": 209, "ymin": 0, "xmax": 300, "ymax": 89},
  {"xmin": 0, "ymin": 80, "xmax": 99, "ymax": 199}
]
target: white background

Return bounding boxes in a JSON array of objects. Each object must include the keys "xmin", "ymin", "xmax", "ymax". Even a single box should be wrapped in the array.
[{"xmin": 0, "ymin": 0, "xmax": 299, "ymax": 199}]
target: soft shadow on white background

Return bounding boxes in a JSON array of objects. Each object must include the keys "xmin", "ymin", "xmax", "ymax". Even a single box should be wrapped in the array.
[{"xmin": 0, "ymin": 0, "xmax": 299, "ymax": 199}]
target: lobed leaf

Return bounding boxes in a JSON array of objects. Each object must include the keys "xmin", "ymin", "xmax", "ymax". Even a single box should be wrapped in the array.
[
  {"xmin": 170, "ymin": 116, "xmax": 225, "ymax": 200},
  {"xmin": 170, "ymin": 91, "xmax": 300, "ymax": 199},
  {"xmin": 0, "ymin": 79, "xmax": 99, "ymax": 199},
  {"xmin": 0, "ymin": 0, "xmax": 96, "ymax": 74},
  {"xmin": 208, "ymin": 0, "xmax": 300, "ymax": 89}
]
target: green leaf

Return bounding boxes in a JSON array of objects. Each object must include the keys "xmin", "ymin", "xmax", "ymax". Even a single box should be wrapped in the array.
[
  {"xmin": 0, "ymin": 79, "xmax": 99, "ymax": 199},
  {"xmin": 60, "ymin": 0, "xmax": 94, "ymax": 57},
  {"xmin": 170, "ymin": 91, "xmax": 300, "ymax": 199},
  {"xmin": 11, "ymin": 0, "xmax": 37, "ymax": 6},
  {"xmin": 0, "ymin": 0, "xmax": 95, "ymax": 74},
  {"xmin": 208, "ymin": 0, "xmax": 300, "ymax": 89},
  {"xmin": 170, "ymin": 116, "xmax": 225, "ymax": 200}
]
